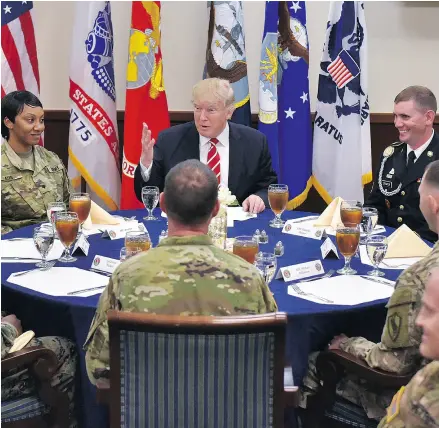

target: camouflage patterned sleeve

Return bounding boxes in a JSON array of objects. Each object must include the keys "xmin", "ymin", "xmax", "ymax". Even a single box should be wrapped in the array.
[
  {"xmin": 58, "ymin": 155, "xmax": 71, "ymax": 205},
  {"xmin": 1, "ymin": 225, "xmax": 13, "ymax": 235},
  {"xmin": 1, "ymin": 322, "xmax": 19, "ymax": 358},
  {"xmin": 84, "ymin": 277, "xmax": 117, "ymax": 385},
  {"xmin": 340, "ymin": 278, "xmax": 423, "ymax": 374},
  {"xmin": 258, "ymin": 278, "xmax": 278, "ymax": 313}
]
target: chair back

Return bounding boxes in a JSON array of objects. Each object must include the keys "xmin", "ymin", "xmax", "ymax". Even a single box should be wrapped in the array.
[{"xmin": 107, "ymin": 310, "xmax": 288, "ymax": 428}]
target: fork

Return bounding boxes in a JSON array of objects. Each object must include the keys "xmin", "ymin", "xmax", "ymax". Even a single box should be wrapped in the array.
[
  {"xmin": 291, "ymin": 283, "xmax": 334, "ymax": 303},
  {"xmin": 12, "ymin": 262, "xmax": 56, "ymax": 277},
  {"xmin": 381, "ymin": 261, "xmax": 411, "ymax": 269},
  {"xmin": 299, "ymin": 269, "xmax": 335, "ymax": 283}
]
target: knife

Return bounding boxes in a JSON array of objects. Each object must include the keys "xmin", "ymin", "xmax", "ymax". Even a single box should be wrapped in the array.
[{"xmin": 360, "ymin": 275, "xmax": 395, "ymax": 287}]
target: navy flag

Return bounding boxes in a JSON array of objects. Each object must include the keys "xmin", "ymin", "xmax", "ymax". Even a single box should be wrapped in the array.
[
  {"xmin": 258, "ymin": 1, "xmax": 312, "ymax": 209},
  {"xmin": 204, "ymin": 1, "xmax": 251, "ymax": 126}
]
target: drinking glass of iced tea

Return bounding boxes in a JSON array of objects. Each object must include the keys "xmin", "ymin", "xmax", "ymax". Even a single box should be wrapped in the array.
[
  {"xmin": 268, "ymin": 184, "xmax": 289, "ymax": 228},
  {"xmin": 340, "ymin": 200, "xmax": 363, "ymax": 227},
  {"xmin": 336, "ymin": 224, "xmax": 360, "ymax": 275},
  {"xmin": 54, "ymin": 211, "xmax": 80, "ymax": 263},
  {"xmin": 125, "ymin": 230, "xmax": 151, "ymax": 253},
  {"xmin": 69, "ymin": 193, "xmax": 91, "ymax": 228},
  {"xmin": 233, "ymin": 236, "xmax": 259, "ymax": 264}
]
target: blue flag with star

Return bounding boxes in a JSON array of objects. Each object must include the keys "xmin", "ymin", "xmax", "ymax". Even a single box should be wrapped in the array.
[{"xmin": 258, "ymin": 1, "xmax": 312, "ymax": 209}]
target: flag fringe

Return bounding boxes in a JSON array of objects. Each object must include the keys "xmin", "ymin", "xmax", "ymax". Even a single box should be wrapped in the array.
[
  {"xmin": 234, "ymin": 94, "xmax": 250, "ymax": 109},
  {"xmin": 68, "ymin": 147, "xmax": 118, "ymax": 210},
  {"xmin": 311, "ymin": 176, "xmax": 334, "ymax": 205},
  {"xmin": 362, "ymin": 171, "xmax": 373, "ymax": 186},
  {"xmin": 286, "ymin": 177, "xmax": 313, "ymax": 210}
]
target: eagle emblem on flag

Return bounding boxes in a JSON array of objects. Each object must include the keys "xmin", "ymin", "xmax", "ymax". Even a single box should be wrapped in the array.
[{"xmin": 85, "ymin": 3, "xmax": 116, "ymax": 102}]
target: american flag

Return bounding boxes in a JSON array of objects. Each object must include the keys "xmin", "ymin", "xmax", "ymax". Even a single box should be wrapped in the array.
[
  {"xmin": 327, "ymin": 49, "xmax": 360, "ymax": 89},
  {"xmin": 1, "ymin": 1, "xmax": 40, "ymax": 100}
]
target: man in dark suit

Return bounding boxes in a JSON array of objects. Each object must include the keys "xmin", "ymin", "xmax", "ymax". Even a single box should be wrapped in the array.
[
  {"xmin": 134, "ymin": 78, "xmax": 277, "ymax": 214},
  {"xmin": 365, "ymin": 86, "xmax": 438, "ymax": 242}
]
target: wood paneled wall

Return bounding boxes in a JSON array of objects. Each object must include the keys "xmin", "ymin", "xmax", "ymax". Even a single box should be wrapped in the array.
[{"xmin": 43, "ymin": 111, "xmax": 439, "ymax": 214}]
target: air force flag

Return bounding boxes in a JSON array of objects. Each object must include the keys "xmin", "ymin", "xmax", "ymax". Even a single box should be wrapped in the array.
[
  {"xmin": 258, "ymin": 1, "xmax": 312, "ymax": 209},
  {"xmin": 312, "ymin": 1, "xmax": 371, "ymax": 203}
]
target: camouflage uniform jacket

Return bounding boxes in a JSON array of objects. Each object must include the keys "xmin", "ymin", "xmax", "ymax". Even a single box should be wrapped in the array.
[
  {"xmin": 1, "ymin": 141, "xmax": 70, "ymax": 234},
  {"xmin": 84, "ymin": 234, "xmax": 278, "ymax": 384},
  {"xmin": 378, "ymin": 361, "xmax": 439, "ymax": 427},
  {"xmin": 1, "ymin": 321, "xmax": 19, "ymax": 359},
  {"xmin": 340, "ymin": 241, "xmax": 439, "ymax": 374}
]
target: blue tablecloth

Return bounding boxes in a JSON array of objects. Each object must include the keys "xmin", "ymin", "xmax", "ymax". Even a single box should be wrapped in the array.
[{"xmin": 1, "ymin": 209, "xmax": 402, "ymax": 428}]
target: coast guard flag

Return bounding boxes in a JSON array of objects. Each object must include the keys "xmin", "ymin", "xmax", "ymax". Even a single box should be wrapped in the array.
[
  {"xmin": 68, "ymin": 1, "xmax": 120, "ymax": 210},
  {"xmin": 121, "ymin": 1, "xmax": 170, "ymax": 209},
  {"xmin": 312, "ymin": 1, "xmax": 371, "ymax": 203},
  {"xmin": 204, "ymin": 1, "xmax": 251, "ymax": 126},
  {"xmin": 2, "ymin": 1, "xmax": 42, "ymax": 145},
  {"xmin": 258, "ymin": 1, "xmax": 312, "ymax": 208}
]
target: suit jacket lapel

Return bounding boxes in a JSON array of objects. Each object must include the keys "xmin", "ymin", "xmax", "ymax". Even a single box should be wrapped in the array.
[
  {"xmin": 228, "ymin": 123, "xmax": 243, "ymax": 192},
  {"xmin": 179, "ymin": 123, "xmax": 200, "ymax": 161}
]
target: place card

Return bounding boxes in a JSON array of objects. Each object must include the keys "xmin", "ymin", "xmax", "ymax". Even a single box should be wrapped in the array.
[
  {"xmin": 72, "ymin": 234, "xmax": 90, "ymax": 256},
  {"xmin": 91, "ymin": 255, "xmax": 120, "ymax": 274},
  {"xmin": 101, "ymin": 223, "xmax": 146, "ymax": 240},
  {"xmin": 320, "ymin": 237, "xmax": 339, "ymax": 259},
  {"xmin": 282, "ymin": 220, "xmax": 324, "ymax": 240},
  {"xmin": 275, "ymin": 260, "xmax": 324, "ymax": 282}
]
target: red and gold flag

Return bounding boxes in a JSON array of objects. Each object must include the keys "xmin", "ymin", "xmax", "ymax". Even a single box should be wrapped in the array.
[{"xmin": 121, "ymin": 1, "xmax": 170, "ymax": 209}]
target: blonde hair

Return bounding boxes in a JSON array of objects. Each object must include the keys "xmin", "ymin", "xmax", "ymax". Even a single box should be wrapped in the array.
[{"xmin": 192, "ymin": 78, "xmax": 235, "ymax": 109}]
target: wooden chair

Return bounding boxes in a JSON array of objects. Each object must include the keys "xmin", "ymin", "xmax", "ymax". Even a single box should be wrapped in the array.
[
  {"xmin": 97, "ymin": 310, "xmax": 299, "ymax": 428},
  {"xmin": 1, "ymin": 346, "xmax": 70, "ymax": 428},
  {"xmin": 302, "ymin": 349, "xmax": 413, "ymax": 428}
]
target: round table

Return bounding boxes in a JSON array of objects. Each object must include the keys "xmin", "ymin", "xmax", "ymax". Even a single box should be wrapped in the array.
[{"xmin": 1, "ymin": 209, "xmax": 402, "ymax": 428}]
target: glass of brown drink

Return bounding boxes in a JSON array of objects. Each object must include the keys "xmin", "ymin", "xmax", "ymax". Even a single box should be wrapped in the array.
[
  {"xmin": 55, "ymin": 211, "xmax": 80, "ymax": 263},
  {"xmin": 268, "ymin": 184, "xmax": 289, "ymax": 228},
  {"xmin": 232, "ymin": 236, "xmax": 259, "ymax": 264},
  {"xmin": 125, "ymin": 230, "xmax": 151, "ymax": 253},
  {"xmin": 340, "ymin": 200, "xmax": 363, "ymax": 226},
  {"xmin": 336, "ymin": 224, "xmax": 360, "ymax": 275},
  {"xmin": 69, "ymin": 193, "xmax": 91, "ymax": 236}
]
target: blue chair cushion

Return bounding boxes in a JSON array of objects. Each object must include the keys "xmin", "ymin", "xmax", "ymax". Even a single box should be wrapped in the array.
[
  {"xmin": 2, "ymin": 395, "xmax": 50, "ymax": 422},
  {"xmin": 325, "ymin": 398, "xmax": 378, "ymax": 428},
  {"xmin": 119, "ymin": 330, "xmax": 276, "ymax": 428}
]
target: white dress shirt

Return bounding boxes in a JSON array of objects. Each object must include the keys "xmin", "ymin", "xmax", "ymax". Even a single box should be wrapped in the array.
[
  {"xmin": 406, "ymin": 130, "xmax": 434, "ymax": 163},
  {"xmin": 140, "ymin": 123, "xmax": 230, "ymax": 188}
]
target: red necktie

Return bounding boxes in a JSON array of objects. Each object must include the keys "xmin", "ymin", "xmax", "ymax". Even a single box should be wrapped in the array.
[{"xmin": 207, "ymin": 138, "xmax": 220, "ymax": 183}]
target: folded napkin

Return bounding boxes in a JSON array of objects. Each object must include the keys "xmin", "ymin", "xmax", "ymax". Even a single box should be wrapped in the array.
[
  {"xmin": 83, "ymin": 200, "xmax": 120, "ymax": 229},
  {"xmin": 314, "ymin": 197, "xmax": 343, "ymax": 229},
  {"xmin": 385, "ymin": 224, "xmax": 432, "ymax": 258}
]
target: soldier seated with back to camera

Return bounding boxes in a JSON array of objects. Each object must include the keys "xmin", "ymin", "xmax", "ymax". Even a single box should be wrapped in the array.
[{"xmin": 84, "ymin": 159, "xmax": 278, "ymax": 385}]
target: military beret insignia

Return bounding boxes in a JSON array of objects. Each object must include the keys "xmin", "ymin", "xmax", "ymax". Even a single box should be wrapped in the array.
[
  {"xmin": 427, "ymin": 151, "xmax": 433, "ymax": 157},
  {"xmin": 383, "ymin": 146, "xmax": 394, "ymax": 157}
]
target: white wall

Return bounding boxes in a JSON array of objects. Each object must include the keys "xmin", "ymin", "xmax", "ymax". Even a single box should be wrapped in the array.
[{"xmin": 33, "ymin": 1, "xmax": 439, "ymax": 113}]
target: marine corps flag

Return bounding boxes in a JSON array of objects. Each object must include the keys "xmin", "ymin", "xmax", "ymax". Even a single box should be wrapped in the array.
[
  {"xmin": 68, "ymin": 1, "xmax": 120, "ymax": 210},
  {"xmin": 312, "ymin": 1, "xmax": 371, "ymax": 203},
  {"xmin": 121, "ymin": 1, "xmax": 170, "ymax": 209},
  {"xmin": 204, "ymin": 1, "xmax": 251, "ymax": 126},
  {"xmin": 258, "ymin": 1, "xmax": 312, "ymax": 209}
]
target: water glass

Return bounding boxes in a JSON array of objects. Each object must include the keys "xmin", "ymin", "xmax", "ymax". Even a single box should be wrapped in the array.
[
  {"xmin": 360, "ymin": 207, "xmax": 378, "ymax": 244},
  {"xmin": 336, "ymin": 223, "xmax": 360, "ymax": 275},
  {"xmin": 33, "ymin": 225, "xmax": 55, "ymax": 268},
  {"xmin": 141, "ymin": 186, "xmax": 159, "ymax": 220},
  {"xmin": 366, "ymin": 235, "xmax": 388, "ymax": 277},
  {"xmin": 254, "ymin": 252, "xmax": 277, "ymax": 285}
]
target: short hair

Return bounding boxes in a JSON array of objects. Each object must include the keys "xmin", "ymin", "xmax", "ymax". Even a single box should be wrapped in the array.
[
  {"xmin": 164, "ymin": 159, "xmax": 218, "ymax": 226},
  {"xmin": 394, "ymin": 86, "xmax": 437, "ymax": 113},
  {"xmin": 1, "ymin": 90, "xmax": 43, "ymax": 140},
  {"xmin": 424, "ymin": 160, "xmax": 439, "ymax": 188},
  {"xmin": 192, "ymin": 78, "xmax": 235, "ymax": 108}
]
